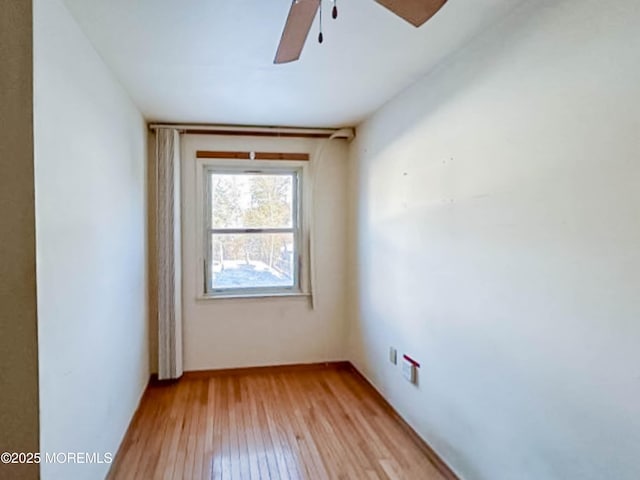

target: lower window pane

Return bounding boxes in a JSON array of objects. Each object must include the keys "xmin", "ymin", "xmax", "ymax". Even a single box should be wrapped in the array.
[{"xmin": 210, "ymin": 233, "xmax": 295, "ymax": 291}]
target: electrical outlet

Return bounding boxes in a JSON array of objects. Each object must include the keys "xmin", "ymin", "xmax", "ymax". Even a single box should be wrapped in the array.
[
  {"xmin": 402, "ymin": 358, "xmax": 416, "ymax": 384},
  {"xmin": 389, "ymin": 347, "xmax": 397, "ymax": 365},
  {"xmin": 402, "ymin": 355, "xmax": 420, "ymax": 385}
]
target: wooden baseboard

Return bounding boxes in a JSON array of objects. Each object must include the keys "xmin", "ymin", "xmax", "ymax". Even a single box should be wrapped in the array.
[
  {"xmin": 178, "ymin": 360, "xmax": 351, "ymax": 380},
  {"xmin": 347, "ymin": 363, "xmax": 460, "ymax": 480}
]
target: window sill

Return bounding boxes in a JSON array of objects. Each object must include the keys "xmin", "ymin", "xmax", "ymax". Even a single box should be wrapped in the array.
[{"xmin": 196, "ymin": 292, "xmax": 311, "ymax": 301}]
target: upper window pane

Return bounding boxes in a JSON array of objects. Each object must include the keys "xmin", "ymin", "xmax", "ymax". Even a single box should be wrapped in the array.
[{"xmin": 210, "ymin": 173, "xmax": 294, "ymax": 229}]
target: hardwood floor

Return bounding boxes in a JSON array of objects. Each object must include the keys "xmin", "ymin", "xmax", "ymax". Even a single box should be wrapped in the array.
[{"xmin": 108, "ymin": 363, "xmax": 450, "ymax": 480}]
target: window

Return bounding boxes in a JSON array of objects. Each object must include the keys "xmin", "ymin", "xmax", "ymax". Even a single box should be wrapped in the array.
[{"xmin": 203, "ymin": 166, "xmax": 302, "ymax": 297}]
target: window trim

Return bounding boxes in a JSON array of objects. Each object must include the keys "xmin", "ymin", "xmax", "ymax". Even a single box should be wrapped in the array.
[{"xmin": 198, "ymin": 161, "xmax": 306, "ymax": 299}]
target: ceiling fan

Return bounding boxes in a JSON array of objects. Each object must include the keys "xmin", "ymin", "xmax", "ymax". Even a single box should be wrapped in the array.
[{"xmin": 274, "ymin": 0, "xmax": 448, "ymax": 64}]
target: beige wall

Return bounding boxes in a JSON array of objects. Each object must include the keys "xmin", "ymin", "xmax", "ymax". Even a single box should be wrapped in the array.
[
  {"xmin": 33, "ymin": 0, "xmax": 149, "ymax": 478},
  {"xmin": 349, "ymin": 0, "xmax": 640, "ymax": 479},
  {"xmin": 167, "ymin": 134, "xmax": 350, "ymax": 371},
  {"xmin": 0, "ymin": 1, "xmax": 40, "ymax": 479}
]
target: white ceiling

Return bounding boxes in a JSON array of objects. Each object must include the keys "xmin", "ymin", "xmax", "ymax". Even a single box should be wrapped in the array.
[{"xmin": 63, "ymin": 0, "xmax": 518, "ymax": 127}]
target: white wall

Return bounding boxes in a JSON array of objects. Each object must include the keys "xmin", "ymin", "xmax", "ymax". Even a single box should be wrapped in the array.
[
  {"xmin": 179, "ymin": 135, "xmax": 349, "ymax": 371},
  {"xmin": 0, "ymin": 2, "xmax": 40, "ymax": 479},
  {"xmin": 348, "ymin": 0, "xmax": 640, "ymax": 479},
  {"xmin": 34, "ymin": 0, "xmax": 148, "ymax": 478}
]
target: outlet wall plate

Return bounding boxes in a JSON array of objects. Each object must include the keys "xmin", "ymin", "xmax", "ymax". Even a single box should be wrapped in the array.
[
  {"xmin": 402, "ymin": 358, "xmax": 417, "ymax": 384},
  {"xmin": 389, "ymin": 347, "xmax": 397, "ymax": 365}
]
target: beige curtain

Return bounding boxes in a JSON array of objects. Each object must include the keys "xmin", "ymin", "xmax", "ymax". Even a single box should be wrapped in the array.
[
  {"xmin": 155, "ymin": 128, "xmax": 183, "ymax": 380},
  {"xmin": 308, "ymin": 128, "xmax": 354, "ymax": 309}
]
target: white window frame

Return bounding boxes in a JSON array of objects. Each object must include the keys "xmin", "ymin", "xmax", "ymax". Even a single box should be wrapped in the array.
[{"xmin": 196, "ymin": 159, "xmax": 307, "ymax": 299}]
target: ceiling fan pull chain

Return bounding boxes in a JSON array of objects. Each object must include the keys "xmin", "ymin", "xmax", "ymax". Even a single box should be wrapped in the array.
[
  {"xmin": 318, "ymin": 0, "xmax": 324, "ymax": 43},
  {"xmin": 332, "ymin": 0, "xmax": 338, "ymax": 19}
]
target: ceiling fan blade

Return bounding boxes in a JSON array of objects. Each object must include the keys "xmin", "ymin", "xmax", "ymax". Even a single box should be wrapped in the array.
[
  {"xmin": 274, "ymin": 0, "xmax": 321, "ymax": 64},
  {"xmin": 374, "ymin": 0, "xmax": 447, "ymax": 27}
]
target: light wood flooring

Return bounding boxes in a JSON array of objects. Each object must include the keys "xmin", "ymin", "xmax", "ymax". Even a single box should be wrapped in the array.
[{"xmin": 108, "ymin": 363, "xmax": 451, "ymax": 480}]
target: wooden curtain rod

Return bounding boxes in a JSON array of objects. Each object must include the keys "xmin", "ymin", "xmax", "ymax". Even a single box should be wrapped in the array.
[
  {"xmin": 196, "ymin": 151, "xmax": 309, "ymax": 161},
  {"xmin": 188, "ymin": 129, "xmax": 331, "ymax": 139},
  {"xmin": 149, "ymin": 124, "xmax": 354, "ymax": 140}
]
